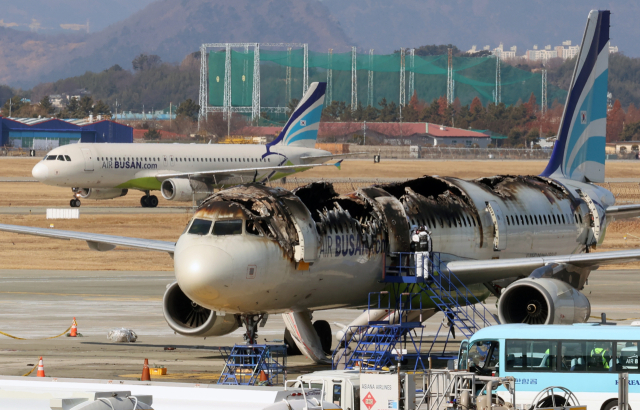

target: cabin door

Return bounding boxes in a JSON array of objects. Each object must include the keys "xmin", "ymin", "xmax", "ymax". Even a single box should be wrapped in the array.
[{"xmin": 486, "ymin": 201, "xmax": 507, "ymax": 250}]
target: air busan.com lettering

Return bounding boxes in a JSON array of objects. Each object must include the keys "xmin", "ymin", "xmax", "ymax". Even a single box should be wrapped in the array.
[{"xmin": 102, "ymin": 161, "xmax": 158, "ymax": 170}]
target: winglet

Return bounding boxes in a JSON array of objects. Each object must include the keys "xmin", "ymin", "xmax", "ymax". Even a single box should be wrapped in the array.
[{"xmin": 334, "ymin": 159, "xmax": 343, "ymax": 170}]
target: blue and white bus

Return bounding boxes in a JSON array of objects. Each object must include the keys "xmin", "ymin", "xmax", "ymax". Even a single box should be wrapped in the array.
[{"xmin": 458, "ymin": 324, "xmax": 639, "ymax": 410}]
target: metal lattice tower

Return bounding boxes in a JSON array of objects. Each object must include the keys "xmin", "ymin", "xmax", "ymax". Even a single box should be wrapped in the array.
[
  {"xmin": 399, "ymin": 48, "xmax": 406, "ymax": 107},
  {"xmin": 447, "ymin": 48, "xmax": 454, "ymax": 104},
  {"xmin": 327, "ymin": 49, "xmax": 333, "ymax": 104},
  {"xmin": 223, "ymin": 44, "xmax": 232, "ymax": 119},
  {"xmin": 495, "ymin": 53, "xmax": 502, "ymax": 104},
  {"xmin": 368, "ymin": 49, "xmax": 374, "ymax": 107},
  {"xmin": 198, "ymin": 44, "xmax": 208, "ymax": 129},
  {"xmin": 541, "ymin": 69, "xmax": 547, "ymax": 115},
  {"xmin": 286, "ymin": 47, "xmax": 292, "ymax": 105},
  {"xmin": 303, "ymin": 44, "xmax": 309, "ymax": 95},
  {"xmin": 409, "ymin": 49, "xmax": 415, "ymax": 100},
  {"xmin": 251, "ymin": 44, "xmax": 260, "ymax": 121},
  {"xmin": 351, "ymin": 46, "xmax": 357, "ymax": 111}
]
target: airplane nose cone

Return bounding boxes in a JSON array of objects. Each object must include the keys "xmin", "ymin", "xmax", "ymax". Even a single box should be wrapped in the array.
[
  {"xmin": 174, "ymin": 244, "xmax": 234, "ymax": 308},
  {"xmin": 32, "ymin": 163, "xmax": 49, "ymax": 180}
]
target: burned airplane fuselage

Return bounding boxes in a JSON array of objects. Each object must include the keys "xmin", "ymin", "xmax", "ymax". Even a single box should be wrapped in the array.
[{"xmin": 172, "ymin": 175, "xmax": 614, "ymax": 315}]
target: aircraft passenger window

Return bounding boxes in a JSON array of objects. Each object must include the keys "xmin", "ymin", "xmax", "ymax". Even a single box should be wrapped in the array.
[
  {"xmin": 615, "ymin": 341, "xmax": 638, "ymax": 372},
  {"xmin": 459, "ymin": 217, "xmax": 465, "ymax": 227},
  {"xmin": 561, "ymin": 215, "xmax": 566, "ymax": 224},
  {"xmin": 525, "ymin": 216, "xmax": 530, "ymax": 225},
  {"xmin": 57, "ymin": 155, "xmax": 65, "ymax": 161},
  {"xmin": 213, "ymin": 219, "xmax": 243, "ymax": 236},
  {"xmin": 187, "ymin": 219, "xmax": 213, "ymax": 235},
  {"xmin": 466, "ymin": 216, "xmax": 472, "ymax": 227},
  {"xmin": 552, "ymin": 215, "xmax": 557, "ymax": 224},
  {"xmin": 520, "ymin": 215, "xmax": 524, "ymax": 225},
  {"xmin": 506, "ymin": 340, "xmax": 557, "ymax": 372},
  {"xmin": 47, "ymin": 155, "xmax": 57, "ymax": 160},
  {"xmin": 575, "ymin": 214, "xmax": 579, "ymax": 223},
  {"xmin": 507, "ymin": 217, "xmax": 511, "ymax": 226}
]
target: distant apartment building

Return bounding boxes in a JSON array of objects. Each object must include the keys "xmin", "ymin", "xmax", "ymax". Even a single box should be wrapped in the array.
[{"xmin": 492, "ymin": 43, "xmax": 517, "ymax": 59}]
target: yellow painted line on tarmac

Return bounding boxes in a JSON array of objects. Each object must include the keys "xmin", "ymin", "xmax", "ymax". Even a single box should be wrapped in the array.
[
  {"xmin": 119, "ymin": 373, "xmax": 221, "ymax": 380},
  {"xmin": 0, "ymin": 291, "xmax": 161, "ymax": 301}
]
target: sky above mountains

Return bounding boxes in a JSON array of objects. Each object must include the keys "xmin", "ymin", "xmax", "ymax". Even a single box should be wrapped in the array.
[
  {"xmin": 1, "ymin": 0, "xmax": 155, "ymax": 33},
  {"xmin": 4, "ymin": 0, "xmax": 639, "ymax": 56}
]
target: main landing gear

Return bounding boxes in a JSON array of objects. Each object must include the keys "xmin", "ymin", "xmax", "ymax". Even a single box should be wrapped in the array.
[
  {"xmin": 70, "ymin": 188, "xmax": 81, "ymax": 207},
  {"xmin": 140, "ymin": 192, "xmax": 159, "ymax": 208}
]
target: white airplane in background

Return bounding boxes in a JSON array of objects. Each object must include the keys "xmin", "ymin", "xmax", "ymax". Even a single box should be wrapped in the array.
[
  {"xmin": 31, "ymin": 82, "xmax": 343, "ymax": 208},
  {"xmin": 3, "ymin": 11, "xmax": 638, "ymax": 365}
]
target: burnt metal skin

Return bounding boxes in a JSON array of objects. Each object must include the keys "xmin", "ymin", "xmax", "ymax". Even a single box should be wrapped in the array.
[{"xmin": 173, "ymin": 174, "xmax": 613, "ymax": 315}]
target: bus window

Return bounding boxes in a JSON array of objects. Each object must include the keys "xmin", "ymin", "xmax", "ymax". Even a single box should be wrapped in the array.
[
  {"xmin": 469, "ymin": 341, "xmax": 500, "ymax": 375},
  {"xmin": 586, "ymin": 341, "xmax": 613, "ymax": 372},
  {"xmin": 561, "ymin": 341, "xmax": 588, "ymax": 371},
  {"xmin": 616, "ymin": 341, "xmax": 638, "ymax": 371},
  {"xmin": 506, "ymin": 340, "xmax": 556, "ymax": 371}
]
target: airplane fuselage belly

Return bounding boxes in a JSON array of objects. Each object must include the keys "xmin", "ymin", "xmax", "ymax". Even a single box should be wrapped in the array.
[{"xmin": 37, "ymin": 143, "xmax": 330, "ymax": 190}]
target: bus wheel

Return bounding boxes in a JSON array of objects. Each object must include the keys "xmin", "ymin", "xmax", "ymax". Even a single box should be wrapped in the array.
[{"xmin": 604, "ymin": 400, "xmax": 632, "ymax": 410}]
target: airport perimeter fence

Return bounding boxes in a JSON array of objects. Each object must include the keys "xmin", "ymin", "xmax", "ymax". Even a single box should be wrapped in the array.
[{"xmin": 345, "ymin": 146, "xmax": 553, "ymax": 160}]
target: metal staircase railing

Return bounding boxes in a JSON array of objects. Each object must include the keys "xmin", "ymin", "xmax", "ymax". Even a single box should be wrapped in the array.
[{"xmin": 217, "ymin": 344, "xmax": 286, "ymax": 385}]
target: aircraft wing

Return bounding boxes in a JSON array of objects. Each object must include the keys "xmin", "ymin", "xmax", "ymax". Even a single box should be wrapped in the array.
[
  {"xmin": 299, "ymin": 153, "xmax": 367, "ymax": 164},
  {"xmin": 606, "ymin": 204, "xmax": 640, "ymax": 221},
  {"xmin": 0, "ymin": 224, "xmax": 175, "ymax": 254},
  {"xmin": 156, "ymin": 161, "xmax": 342, "ymax": 185},
  {"xmin": 445, "ymin": 249, "xmax": 640, "ymax": 284}
]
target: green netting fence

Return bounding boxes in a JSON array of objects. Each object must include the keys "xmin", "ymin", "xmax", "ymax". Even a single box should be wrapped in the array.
[{"xmin": 208, "ymin": 48, "xmax": 567, "ymax": 111}]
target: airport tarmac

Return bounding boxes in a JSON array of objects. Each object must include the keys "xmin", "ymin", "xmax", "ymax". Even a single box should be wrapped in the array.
[{"xmin": 0, "ymin": 268, "xmax": 637, "ymax": 383}]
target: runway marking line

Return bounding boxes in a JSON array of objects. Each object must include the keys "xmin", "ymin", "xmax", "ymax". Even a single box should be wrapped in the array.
[{"xmin": 119, "ymin": 372, "xmax": 220, "ymax": 380}]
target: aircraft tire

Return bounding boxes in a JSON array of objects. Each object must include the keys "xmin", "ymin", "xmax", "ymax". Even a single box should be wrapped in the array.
[
  {"xmin": 313, "ymin": 320, "xmax": 333, "ymax": 354},
  {"xmin": 149, "ymin": 195, "xmax": 159, "ymax": 207},
  {"xmin": 70, "ymin": 199, "xmax": 75, "ymax": 207},
  {"xmin": 284, "ymin": 328, "xmax": 302, "ymax": 356},
  {"xmin": 140, "ymin": 196, "xmax": 149, "ymax": 207},
  {"xmin": 72, "ymin": 199, "xmax": 81, "ymax": 207}
]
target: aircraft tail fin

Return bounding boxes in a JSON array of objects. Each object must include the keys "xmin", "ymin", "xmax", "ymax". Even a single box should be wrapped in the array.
[
  {"xmin": 268, "ymin": 82, "xmax": 326, "ymax": 149},
  {"xmin": 540, "ymin": 10, "xmax": 610, "ymax": 183}
]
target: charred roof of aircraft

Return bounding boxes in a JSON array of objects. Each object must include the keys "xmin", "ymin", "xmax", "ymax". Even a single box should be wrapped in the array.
[{"xmin": 473, "ymin": 175, "xmax": 572, "ymax": 205}]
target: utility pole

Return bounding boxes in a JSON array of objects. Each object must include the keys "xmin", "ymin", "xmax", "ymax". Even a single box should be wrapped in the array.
[
  {"xmin": 170, "ymin": 102, "xmax": 172, "ymax": 129},
  {"xmin": 9, "ymin": 98, "xmax": 11, "ymax": 117}
]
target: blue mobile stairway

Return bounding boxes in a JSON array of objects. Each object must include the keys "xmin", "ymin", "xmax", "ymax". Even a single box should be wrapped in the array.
[
  {"xmin": 332, "ymin": 252, "xmax": 500, "ymax": 371},
  {"xmin": 217, "ymin": 344, "xmax": 286, "ymax": 386}
]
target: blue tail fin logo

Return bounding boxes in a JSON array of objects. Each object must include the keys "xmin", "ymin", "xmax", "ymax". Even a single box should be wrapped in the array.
[
  {"xmin": 267, "ymin": 82, "xmax": 326, "ymax": 150},
  {"xmin": 540, "ymin": 10, "xmax": 610, "ymax": 183}
]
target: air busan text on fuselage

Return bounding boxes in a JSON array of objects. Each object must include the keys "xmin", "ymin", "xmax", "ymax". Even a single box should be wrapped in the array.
[
  {"xmin": 31, "ymin": 82, "xmax": 341, "ymax": 208},
  {"xmin": 3, "ymin": 11, "xmax": 637, "ymax": 365}
]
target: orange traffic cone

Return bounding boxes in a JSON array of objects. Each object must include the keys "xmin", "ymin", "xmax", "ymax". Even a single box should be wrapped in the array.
[
  {"xmin": 70, "ymin": 317, "xmax": 77, "ymax": 337},
  {"xmin": 259, "ymin": 370, "xmax": 268, "ymax": 382},
  {"xmin": 36, "ymin": 357, "xmax": 45, "ymax": 377},
  {"xmin": 141, "ymin": 358, "xmax": 151, "ymax": 381}
]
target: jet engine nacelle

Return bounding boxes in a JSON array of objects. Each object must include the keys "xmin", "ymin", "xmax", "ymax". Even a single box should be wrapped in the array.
[
  {"xmin": 78, "ymin": 188, "xmax": 128, "ymax": 200},
  {"xmin": 161, "ymin": 179, "xmax": 209, "ymax": 202},
  {"xmin": 162, "ymin": 282, "xmax": 239, "ymax": 337},
  {"xmin": 498, "ymin": 278, "xmax": 590, "ymax": 325}
]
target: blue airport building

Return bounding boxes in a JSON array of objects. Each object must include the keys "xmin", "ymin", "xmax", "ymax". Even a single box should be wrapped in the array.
[{"xmin": 0, "ymin": 117, "xmax": 133, "ymax": 150}]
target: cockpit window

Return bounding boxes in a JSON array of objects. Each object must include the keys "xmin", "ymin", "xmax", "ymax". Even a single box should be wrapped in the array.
[
  {"xmin": 188, "ymin": 219, "xmax": 213, "ymax": 235},
  {"xmin": 46, "ymin": 155, "xmax": 57, "ymax": 160},
  {"xmin": 213, "ymin": 219, "xmax": 243, "ymax": 236},
  {"xmin": 57, "ymin": 155, "xmax": 65, "ymax": 161},
  {"xmin": 65, "ymin": 155, "xmax": 71, "ymax": 161}
]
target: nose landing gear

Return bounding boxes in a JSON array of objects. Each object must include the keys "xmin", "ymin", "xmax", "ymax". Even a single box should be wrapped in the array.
[
  {"xmin": 70, "ymin": 188, "xmax": 81, "ymax": 207},
  {"xmin": 241, "ymin": 314, "xmax": 267, "ymax": 344},
  {"xmin": 140, "ymin": 192, "xmax": 159, "ymax": 208}
]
